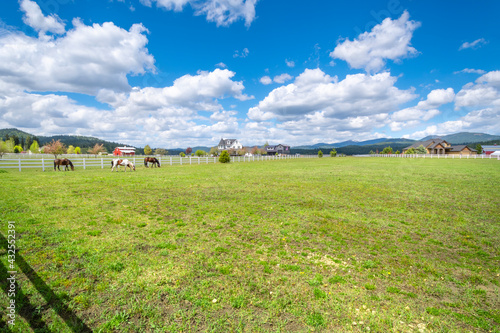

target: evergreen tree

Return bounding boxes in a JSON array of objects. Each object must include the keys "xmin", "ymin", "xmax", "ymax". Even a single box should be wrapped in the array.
[
  {"xmin": 219, "ymin": 150, "xmax": 230, "ymax": 163},
  {"xmin": 318, "ymin": 150, "xmax": 323, "ymax": 158}
]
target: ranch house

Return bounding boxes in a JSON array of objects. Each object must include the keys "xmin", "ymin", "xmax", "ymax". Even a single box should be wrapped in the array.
[
  {"xmin": 265, "ymin": 144, "xmax": 291, "ymax": 155},
  {"xmin": 218, "ymin": 138, "xmax": 242, "ymax": 151},
  {"xmin": 402, "ymin": 139, "xmax": 477, "ymax": 155},
  {"xmin": 113, "ymin": 147, "xmax": 136, "ymax": 156}
]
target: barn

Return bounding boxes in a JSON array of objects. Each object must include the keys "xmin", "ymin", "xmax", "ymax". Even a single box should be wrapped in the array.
[
  {"xmin": 113, "ymin": 147, "xmax": 136, "ymax": 156},
  {"xmin": 481, "ymin": 145, "xmax": 500, "ymax": 155}
]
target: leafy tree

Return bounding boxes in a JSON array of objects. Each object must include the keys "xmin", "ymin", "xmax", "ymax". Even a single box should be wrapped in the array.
[
  {"xmin": 237, "ymin": 148, "xmax": 247, "ymax": 156},
  {"xmin": 185, "ymin": 147, "xmax": 193, "ymax": 156},
  {"xmin": 155, "ymin": 148, "xmax": 168, "ymax": 155},
  {"xmin": 405, "ymin": 148, "xmax": 416, "ymax": 154},
  {"xmin": 209, "ymin": 147, "xmax": 219, "ymax": 156},
  {"xmin": 381, "ymin": 146, "xmax": 393, "ymax": 154},
  {"xmin": 369, "ymin": 150, "xmax": 375, "ymax": 155},
  {"xmin": 88, "ymin": 143, "xmax": 105, "ymax": 157},
  {"xmin": 5, "ymin": 138, "xmax": 15, "ymax": 153},
  {"xmin": 144, "ymin": 145, "xmax": 152, "ymax": 155},
  {"xmin": 195, "ymin": 150, "xmax": 206, "ymax": 157},
  {"xmin": 75, "ymin": 146, "xmax": 81, "ymax": 154},
  {"xmin": 395, "ymin": 150, "xmax": 400, "ymax": 154},
  {"xmin": 219, "ymin": 150, "xmax": 230, "ymax": 163},
  {"xmin": 330, "ymin": 149, "xmax": 337, "ymax": 157},
  {"xmin": 179, "ymin": 152, "xmax": 186, "ymax": 157},
  {"xmin": 415, "ymin": 145, "xmax": 427, "ymax": 154},
  {"xmin": 44, "ymin": 139, "xmax": 67, "ymax": 158},
  {"xmin": 0, "ymin": 140, "xmax": 10, "ymax": 158},
  {"xmin": 476, "ymin": 144, "xmax": 483, "ymax": 154},
  {"xmin": 251, "ymin": 146, "xmax": 260, "ymax": 155},
  {"xmin": 13, "ymin": 145, "xmax": 23, "ymax": 153},
  {"xmin": 29, "ymin": 140, "xmax": 40, "ymax": 153},
  {"xmin": 318, "ymin": 150, "xmax": 323, "ymax": 158},
  {"xmin": 67, "ymin": 145, "xmax": 75, "ymax": 154}
]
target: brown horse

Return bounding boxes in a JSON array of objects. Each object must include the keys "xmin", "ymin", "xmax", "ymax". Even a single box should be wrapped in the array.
[
  {"xmin": 144, "ymin": 157, "xmax": 160, "ymax": 168},
  {"xmin": 54, "ymin": 158, "xmax": 74, "ymax": 171}
]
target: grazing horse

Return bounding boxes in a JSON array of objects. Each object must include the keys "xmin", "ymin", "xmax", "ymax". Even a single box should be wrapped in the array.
[
  {"xmin": 111, "ymin": 159, "xmax": 135, "ymax": 172},
  {"xmin": 144, "ymin": 157, "xmax": 161, "ymax": 168},
  {"xmin": 54, "ymin": 158, "xmax": 74, "ymax": 171}
]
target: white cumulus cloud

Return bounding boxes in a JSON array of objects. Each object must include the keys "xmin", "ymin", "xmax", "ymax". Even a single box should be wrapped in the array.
[
  {"xmin": 330, "ymin": 11, "xmax": 421, "ymax": 72},
  {"xmin": 455, "ymin": 71, "xmax": 500, "ymax": 109},
  {"xmin": 0, "ymin": 20, "xmax": 155, "ymax": 95},
  {"xmin": 248, "ymin": 68, "xmax": 415, "ymax": 122},
  {"xmin": 20, "ymin": 0, "xmax": 65, "ymax": 35}
]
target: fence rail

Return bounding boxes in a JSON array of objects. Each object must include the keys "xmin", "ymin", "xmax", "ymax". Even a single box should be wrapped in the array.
[
  {"xmin": 0, "ymin": 154, "xmax": 316, "ymax": 171},
  {"xmin": 359, "ymin": 153, "xmax": 500, "ymax": 160}
]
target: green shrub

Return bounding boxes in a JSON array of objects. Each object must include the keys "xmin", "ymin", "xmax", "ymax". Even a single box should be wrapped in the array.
[
  {"xmin": 318, "ymin": 150, "xmax": 323, "ymax": 158},
  {"xmin": 219, "ymin": 150, "xmax": 230, "ymax": 163}
]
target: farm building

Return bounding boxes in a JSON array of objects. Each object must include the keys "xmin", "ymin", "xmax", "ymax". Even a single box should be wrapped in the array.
[
  {"xmin": 481, "ymin": 145, "xmax": 500, "ymax": 155},
  {"xmin": 113, "ymin": 147, "xmax": 136, "ymax": 156},
  {"xmin": 218, "ymin": 138, "xmax": 242, "ymax": 151},
  {"xmin": 265, "ymin": 144, "xmax": 291, "ymax": 155},
  {"xmin": 402, "ymin": 139, "xmax": 477, "ymax": 155}
]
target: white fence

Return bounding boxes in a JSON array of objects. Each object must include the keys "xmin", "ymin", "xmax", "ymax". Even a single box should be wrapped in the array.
[
  {"xmin": 362, "ymin": 154, "xmax": 500, "ymax": 160},
  {"xmin": 0, "ymin": 154, "xmax": 316, "ymax": 172}
]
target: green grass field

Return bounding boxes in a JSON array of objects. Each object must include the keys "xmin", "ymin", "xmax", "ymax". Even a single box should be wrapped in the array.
[{"xmin": 1, "ymin": 157, "xmax": 499, "ymax": 332}]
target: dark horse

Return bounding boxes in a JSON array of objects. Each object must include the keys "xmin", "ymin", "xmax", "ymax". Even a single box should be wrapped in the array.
[
  {"xmin": 144, "ymin": 157, "xmax": 160, "ymax": 168},
  {"xmin": 54, "ymin": 158, "xmax": 74, "ymax": 171}
]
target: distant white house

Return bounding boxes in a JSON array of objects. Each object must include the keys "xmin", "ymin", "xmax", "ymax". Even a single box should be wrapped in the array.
[{"xmin": 218, "ymin": 138, "xmax": 242, "ymax": 151}]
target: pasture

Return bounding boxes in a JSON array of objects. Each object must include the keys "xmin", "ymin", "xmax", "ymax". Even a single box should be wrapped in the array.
[{"xmin": 0, "ymin": 157, "xmax": 499, "ymax": 332}]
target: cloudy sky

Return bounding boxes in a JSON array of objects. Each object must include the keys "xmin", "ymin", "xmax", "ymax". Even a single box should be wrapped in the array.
[{"xmin": 0, "ymin": 0, "xmax": 499, "ymax": 148}]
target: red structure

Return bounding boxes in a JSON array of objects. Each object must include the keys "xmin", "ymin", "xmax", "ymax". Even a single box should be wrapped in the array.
[{"xmin": 113, "ymin": 147, "xmax": 136, "ymax": 156}]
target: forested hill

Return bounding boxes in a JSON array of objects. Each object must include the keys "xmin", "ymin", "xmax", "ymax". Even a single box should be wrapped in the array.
[{"xmin": 0, "ymin": 128, "xmax": 133, "ymax": 153}]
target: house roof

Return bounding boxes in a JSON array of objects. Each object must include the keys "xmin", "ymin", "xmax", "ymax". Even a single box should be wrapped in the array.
[
  {"xmin": 219, "ymin": 138, "xmax": 238, "ymax": 145},
  {"xmin": 482, "ymin": 145, "xmax": 500, "ymax": 151},
  {"xmin": 449, "ymin": 145, "xmax": 477, "ymax": 152},
  {"xmin": 404, "ymin": 139, "xmax": 449, "ymax": 150}
]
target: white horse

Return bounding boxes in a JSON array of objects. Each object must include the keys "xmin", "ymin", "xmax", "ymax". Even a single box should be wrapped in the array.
[{"xmin": 111, "ymin": 159, "xmax": 135, "ymax": 172}]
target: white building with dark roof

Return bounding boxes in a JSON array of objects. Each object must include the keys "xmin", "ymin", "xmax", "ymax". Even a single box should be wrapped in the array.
[{"xmin": 218, "ymin": 138, "xmax": 242, "ymax": 151}]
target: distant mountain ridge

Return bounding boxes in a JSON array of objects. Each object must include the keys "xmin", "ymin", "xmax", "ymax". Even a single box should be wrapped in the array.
[
  {"xmin": 294, "ymin": 138, "xmax": 417, "ymax": 149},
  {"xmin": 0, "ymin": 128, "xmax": 133, "ymax": 153},
  {"xmin": 419, "ymin": 132, "xmax": 500, "ymax": 144}
]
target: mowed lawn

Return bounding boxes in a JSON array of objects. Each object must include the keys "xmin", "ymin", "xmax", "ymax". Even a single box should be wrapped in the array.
[{"xmin": 0, "ymin": 157, "xmax": 499, "ymax": 332}]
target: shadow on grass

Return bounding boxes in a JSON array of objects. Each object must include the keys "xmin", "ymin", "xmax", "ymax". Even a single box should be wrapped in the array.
[{"xmin": 0, "ymin": 232, "xmax": 92, "ymax": 332}]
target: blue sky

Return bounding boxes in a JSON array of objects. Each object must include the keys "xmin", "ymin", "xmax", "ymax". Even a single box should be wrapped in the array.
[{"xmin": 0, "ymin": 0, "xmax": 499, "ymax": 148}]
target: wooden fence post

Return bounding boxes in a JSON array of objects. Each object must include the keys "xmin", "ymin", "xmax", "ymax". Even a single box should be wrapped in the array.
[
  {"xmin": 42, "ymin": 157, "xmax": 45, "ymax": 172},
  {"xmin": 101, "ymin": 158, "xmax": 104, "ymax": 169},
  {"xmin": 83, "ymin": 158, "xmax": 86, "ymax": 170},
  {"xmin": 18, "ymin": 158, "xmax": 21, "ymax": 172}
]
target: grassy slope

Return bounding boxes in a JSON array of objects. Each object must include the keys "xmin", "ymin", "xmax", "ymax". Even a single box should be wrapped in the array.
[{"xmin": 0, "ymin": 158, "xmax": 499, "ymax": 332}]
